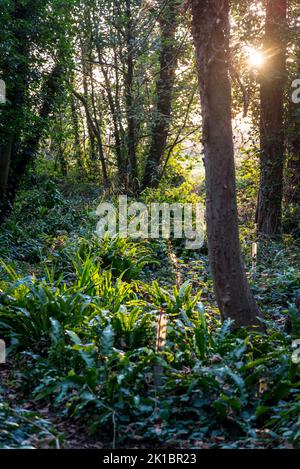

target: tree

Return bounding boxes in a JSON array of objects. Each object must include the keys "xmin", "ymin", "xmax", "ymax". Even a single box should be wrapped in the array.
[
  {"xmin": 190, "ymin": 0, "xmax": 261, "ymax": 328},
  {"xmin": 70, "ymin": 94, "xmax": 84, "ymax": 172},
  {"xmin": 286, "ymin": 82, "xmax": 300, "ymax": 205},
  {"xmin": 285, "ymin": 8, "xmax": 300, "ymax": 209},
  {"xmin": 142, "ymin": 0, "xmax": 179, "ymax": 189},
  {"xmin": 256, "ymin": 0, "xmax": 287, "ymax": 238},
  {"xmin": 0, "ymin": 62, "xmax": 65, "ymax": 224},
  {"xmin": 0, "ymin": 0, "xmax": 32, "ymax": 209},
  {"xmin": 0, "ymin": 0, "xmax": 76, "ymax": 224},
  {"xmin": 124, "ymin": 0, "xmax": 139, "ymax": 192}
]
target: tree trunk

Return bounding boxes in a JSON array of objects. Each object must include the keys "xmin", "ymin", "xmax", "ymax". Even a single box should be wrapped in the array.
[
  {"xmin": 142, "ymin": 0, "xmax": 178, "ymax": 190},
  {"xmin": 95, "ymin": 40, "xmax": 126, "ymax": 184},
  {"xmin": 125, "ymin": 0, "xmax": 138, "ymax": 192},
  {"xmin": 191, "ymin": 0, "xmax": 261, "ymax": 328},
  {"xmin": 286, "ymin": 110, "xmax": 300, "ymax": 204},
  {"xmin": 57, "ymin": 115, "xmax": 68, "ymax": 177},
  {"xmin": 286, "ymin": 51, "xmax": 300, "ymax": 205},
  {"xmin": 256, "ymin": 0, "xmax": 287, "ymax": 238},
  {"xmin": 0, "ymin": 137, "xmax": 13, "ymax": 200},
  {"xmin": 81, "ymin": 42, "xmax": 97, "ymax": 164},
  {"xmin": 0, "ymin": 1, "xmax": 31, "ymax": 212},
  {"xmin": 70, "ymin": 94, "xmax": 84, "ymax": 172},
  {"xmin": 72, "ymin": 90, "xmax": 109, "ymax": 187},
  {"xmin": 0, "ymin": 64, "xmax": 64, "ymax": 224},
  {"xmin": 287, "ymin": 140, "xmax": 300, "ymax": 204}
]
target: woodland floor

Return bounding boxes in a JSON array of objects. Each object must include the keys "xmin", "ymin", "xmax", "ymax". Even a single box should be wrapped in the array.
[{"xmin": 0, "ymin": 173, "xmax": 300, "ymax": 449}]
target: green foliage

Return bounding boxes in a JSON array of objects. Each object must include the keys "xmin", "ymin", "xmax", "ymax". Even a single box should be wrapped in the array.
[
  {"xmin": 1, "ymin": 0, "xmax": 300, "ymax": 451},
  {"xmin": 64, "ymin": 235, "xmax": 157, "ymax": 282},
  {"xmin": 1, "ymin": 258, "xmax": 299, "ymax": 447},
  {"xmin": 0, "ymin": 174, "xmax": 300, "ymax": 449},
  {"xmin": 142, "ymin": 181, "xmax": 202, "ymax": 206},
  {"xmin": 0, "ymin": 399, "xmax": 60, "ymax": 449}
]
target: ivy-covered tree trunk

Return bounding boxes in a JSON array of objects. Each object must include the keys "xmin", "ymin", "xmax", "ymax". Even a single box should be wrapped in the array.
[
  {"xmin": 256, "ymin": 0, "xmax": 287, "ymax": 238},
  {"xmin": 142, "ymin": 0, "xmax": 178, "ymax": 190},
  {"xmin": 0, "ymin": 64, "xmax": 64, "ymax": 224},
  {"xmin": 0, "ymin": 0, "xmax": 72, "ymax": 224},
  {"xmin": 0, "ymin": 0, "xmax": 33, "ymax": 221},
  {"xmin": 191, "ymin": 0, "xmax": 261, "ymax": 328}
]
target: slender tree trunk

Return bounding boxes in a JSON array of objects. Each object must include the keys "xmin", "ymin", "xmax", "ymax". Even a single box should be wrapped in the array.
[
  {"xmin": 286, "ymin": 51, "xmax": 300, "ymax": 205},
  {"xmin": 81, "ymin": 43, "xmax": 97, "ymax": 164},
  {"xmin": 256, "ymin": 0, "xmax": 287, "ymax": 238},
  {"xmin": 58, "ymin": 143, "xmax": 67, "ymax": 177},
  {"xmin": 88, "ymin": 62, "xmax": 110, "ymax": 183},
  {"xmin": 70, "ymin": 95, "xmax": 84, "ymax": 172},
  {"xmin": 287, "ymin": 139, "xmax": 300, "ymax": 204},
  {"xmin": 57, "ymin": 115, "xmax": 67, "ymax": 177},
  {"xmin": 93, "ymin": 35, "xmax": 125, "ymax": 183},
  {"xmin": 142, "ymin": 0, "xmax": 178, "ymax": 190},
  {"xmin": 191, "ymin": 0, "xmax": 261, "ymax": 328},
  {"xmin": 100, "ymin": 60, "xmax": 126, "ymax": 183},
  {"xmin": 286, "ymin": 104, "xmax": 300, "ymax": 204},
  {"xmin": 125, "ymin": 0, "xmax": 138, "ymax": 192},
  {"xmin": 72, "ymin": 90, "xmax": 109, "ymax": 187},
  {"xmin": 0, "ymin": 137, "xmax": 13, "ymax": 199},
  {"xmin": 287, "ymin": 155, "xmax": 300, "ymax": 203}
]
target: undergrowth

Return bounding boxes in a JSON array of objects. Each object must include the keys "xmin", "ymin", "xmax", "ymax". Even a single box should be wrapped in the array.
[{"xmin": 0, "ymin": 175, "xmax": 299, "ymax": 449}]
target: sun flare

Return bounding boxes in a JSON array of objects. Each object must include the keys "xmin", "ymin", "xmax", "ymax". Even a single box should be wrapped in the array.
[{"xmin": 246, "ymin": 48, "xmax": 264, "ymax": 68}]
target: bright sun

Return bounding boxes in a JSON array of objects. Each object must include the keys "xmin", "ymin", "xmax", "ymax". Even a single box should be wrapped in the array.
[{"xmin": 246, "ymin": 48, "xmax": 264, "ymax": 68}]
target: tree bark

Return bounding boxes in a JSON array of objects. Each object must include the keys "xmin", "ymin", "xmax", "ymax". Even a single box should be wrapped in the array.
[
  {"xmin": 142, "ymin": 0, "xmax": 178, "ymax": 190},
  {"xmin": 286, "ymin": 50, "xmax": 300, "ymax": 205},
  {"xmin": 124, "ymin": 0, "xmax": 138, "ymax": 192},
  {"xmin": 286, "ymin": 110, "xmax": 300, "ymax": 204},
  {"xmin": 256, "ymin": 0, "xmax": 287, "ymax": 238},
  {"xmin": 191, "ymin": 0, "xmax": 261, "ymax": 328}
]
